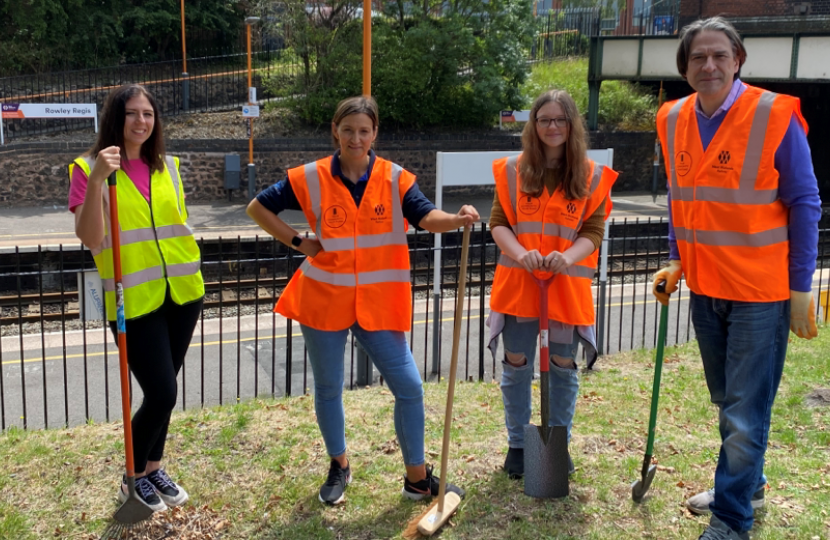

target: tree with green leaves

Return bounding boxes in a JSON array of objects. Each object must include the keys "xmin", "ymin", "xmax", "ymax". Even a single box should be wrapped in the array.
[
  {"xmin": 0, "ymin": 0, "xmax": 244, "ymax": 75},
  {"xmin": 259, "ymin": 0, "xmax": 533, "ymax": 127}
]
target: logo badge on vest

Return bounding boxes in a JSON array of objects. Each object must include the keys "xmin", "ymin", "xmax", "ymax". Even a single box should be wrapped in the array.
[
  {"xmin": 566, "ymin": 202, "xmax": 577, "ymax": 214},
  {"xmin": 371, "ymin": 202, "xmax": 389, "ymax": 224},
  {"xmin": 675, "ymin": 151, "xmax": 692, "ymax": 176},
  {"xmin": 712, "ymin": 149, "xmax": 734, "ymax": 174},
  {"xmin": 324, "ymin": 205, "xmax": 347, "ymax": 228},
  {"xmin": 518, "ymin": 195, "xmax": 541, "ymax": 215}
]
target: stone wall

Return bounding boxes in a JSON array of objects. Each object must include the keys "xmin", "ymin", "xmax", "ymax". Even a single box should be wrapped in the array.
[{"xmin": 0, "ymin": 131, "xmax": 671, "ymax": 207}]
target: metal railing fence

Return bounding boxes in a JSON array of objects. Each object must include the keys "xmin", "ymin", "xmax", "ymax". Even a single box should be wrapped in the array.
[
  {"xmin": 0, "ymin": 48, "xmax": 302, "ymax": 142},
  {"xmin": 1, "ymin": 216, "xmax": 828, "ymax": 431}
]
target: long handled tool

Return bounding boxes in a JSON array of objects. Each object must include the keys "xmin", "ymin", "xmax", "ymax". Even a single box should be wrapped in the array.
[
  {"xmin": 101, "ymin": 171, "xmax": 154, "ymax": 539},
  {"xmin": 523, "ymin": 272, "xmax": 569, "ymax": 499},
  {"xmin": 631, "ymin": 281, "xmax": 670, "ymax": 503},
  {"xmin": 406, "ymin": 225, "xmax": 471, "ymax": 537}
]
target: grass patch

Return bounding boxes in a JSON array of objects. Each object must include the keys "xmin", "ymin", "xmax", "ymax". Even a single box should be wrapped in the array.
[
  {"xmin": 1, "ymin": 330, "xmax": 828, "ymax": 539},
  {"xmin": 522, "ymin": 58, "xmax": 658, "ymax": 131}
]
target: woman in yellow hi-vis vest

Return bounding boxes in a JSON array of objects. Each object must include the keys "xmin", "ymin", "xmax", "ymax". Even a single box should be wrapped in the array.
[
  {"xmin": 247, "ymin": 96, "xmax": 479, "ymax": 506},
  {"xmin": 487, "ymin": 90, "xmax": 617, "ymax": 479},
  {"xmin": 69, "ymin": 85, "xmax": 204, "ymax": 513}
]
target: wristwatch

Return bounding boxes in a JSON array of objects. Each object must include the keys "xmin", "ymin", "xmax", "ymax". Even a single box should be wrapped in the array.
[{"xmin": 290, "ymin": 235, "xmax": 303, "ymax": 248}]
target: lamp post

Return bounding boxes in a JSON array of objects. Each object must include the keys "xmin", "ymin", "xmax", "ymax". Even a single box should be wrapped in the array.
[
  {"xmin": 180, "ymin": 0, "xmax": 189, "ymax": 110},
  {"xmin": 245, "ymin": 16, "xmax": 261, "ymax": 201},
  {"xmin": 362, "ymin": 0, "xmax": 371, "ymax": 95}
]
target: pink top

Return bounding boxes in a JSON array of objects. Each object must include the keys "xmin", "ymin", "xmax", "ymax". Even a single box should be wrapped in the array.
[{"xmin": 69, "ymin": 158, "xmax": 151, "ymax": 213}]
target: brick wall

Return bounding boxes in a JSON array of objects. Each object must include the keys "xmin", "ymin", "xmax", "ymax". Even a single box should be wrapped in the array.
[
  {"xmin": 0, "ymin": 132, "xmax": 660, "ymax": 207},
  {"xmin": 680, "ymin": 0, "xmax": 830, "ymax": 30}
]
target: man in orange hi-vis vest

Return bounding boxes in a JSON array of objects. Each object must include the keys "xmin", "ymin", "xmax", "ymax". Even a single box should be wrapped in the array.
[{"xmin": 652, "ymin": 17, "xmax": 822, "ymax": 540}]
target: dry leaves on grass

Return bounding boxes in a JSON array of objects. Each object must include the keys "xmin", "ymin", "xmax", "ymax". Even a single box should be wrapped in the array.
[{"xmin": 88, "ymin": 505, "xmax": 229, "ymax": 540}]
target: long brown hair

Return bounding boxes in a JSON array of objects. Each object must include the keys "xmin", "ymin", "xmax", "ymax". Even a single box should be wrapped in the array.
[
  {"xmin": 331, "ymin": 96, "xmax": 379, "ymax": 148},
  {"xmin": 90, "ymin": 84, "xmax": 165, "ymax": 173},
  {"xmin": 519, "ymin": 90, "xmax": 589, "ymax": 200}
]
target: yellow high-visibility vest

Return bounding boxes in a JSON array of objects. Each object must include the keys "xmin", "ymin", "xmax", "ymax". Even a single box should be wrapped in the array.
[{"xmin": 70, "ymin": 155, "xmax": 204, "ymax": 320}]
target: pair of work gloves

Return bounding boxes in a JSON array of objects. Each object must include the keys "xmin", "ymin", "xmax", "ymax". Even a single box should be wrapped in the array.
[{"xmin": 652, "ymin": 260, "xmax": 819, "ymax": 340}]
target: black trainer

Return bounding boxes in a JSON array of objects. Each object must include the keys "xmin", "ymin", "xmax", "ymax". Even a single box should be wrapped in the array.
[
  {"xmin": 402, "ymin": 465, "xmax": 466, "ymax": 501},
  {"xmin": 319, "ymin": 459, "xmax": 351, "ymax": 505},
  {"xmin": 504, "ymin": 447, "xmax": 524, "ymax": 479},
  {"xmin": 119, "ymin": 475, "xmax": 167, "ymax": 512},
  {"xmin": 146, "ymin": 469, "xmax": 189, "ymax": 507}
]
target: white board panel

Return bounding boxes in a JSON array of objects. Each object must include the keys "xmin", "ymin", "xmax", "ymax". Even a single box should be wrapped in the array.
[
  {"xmin": 640, "ymin": 39, "xmax": 680, "ymax": 77},
  {"xmin": 601, "ymin": 40, "xmax": 641, "ymax": 77},
  {"xmin": 742, "ymin": 37, "xmax": 792, "ymax": 79},
  {"xmin": 797, "ymin": 36, "xmax": 830, "ymax": 79},
  {"xmin": 436, "ymin": 149, "xmax": 614, "ymax": 189}
]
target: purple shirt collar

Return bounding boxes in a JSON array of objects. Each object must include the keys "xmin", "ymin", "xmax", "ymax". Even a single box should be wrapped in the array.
[{"xmin": 695, "ymin": 78, "xmax": 745, "ymax": 119}]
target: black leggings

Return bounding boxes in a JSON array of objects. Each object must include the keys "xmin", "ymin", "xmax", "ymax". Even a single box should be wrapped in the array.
[{"xmin": 110, "ymin": 292, "xmax": 203, "ymax": 474}]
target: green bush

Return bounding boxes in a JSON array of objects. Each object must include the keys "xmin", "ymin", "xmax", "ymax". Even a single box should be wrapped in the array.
[
  {"xmin": 264, "ymin": 0, "xmax": 534, "ymax": 128},
  {"xmin": 522, "ymin": 57, "xmax": 657, "ymax": 131}
]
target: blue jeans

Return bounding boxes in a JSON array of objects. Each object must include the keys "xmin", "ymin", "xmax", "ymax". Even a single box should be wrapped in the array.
[
  {"xmin": 690, "ymin": 292, "xmax": 790, "ymax": 534},
  {"xmin": 300, "ymin": 323, "xmax": 425, "ymax": 466},
  {"xmin": 499, "ymin": 315, "xmax": 580, "ymax": 449}
]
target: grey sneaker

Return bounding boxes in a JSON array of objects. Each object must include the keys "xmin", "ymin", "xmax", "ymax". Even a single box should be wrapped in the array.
[
  {"xmin": 698, "ymin": 515, "xmax": 749, "ymax": 540},
  {"xmin": 686, "ymin": 487, "xmax": 765, "ymax": 515}
]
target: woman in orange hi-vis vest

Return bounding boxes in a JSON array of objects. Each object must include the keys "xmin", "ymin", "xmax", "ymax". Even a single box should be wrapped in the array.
[
  {"xmin": 487, "ymin": 90, "xmax": 618, "ymax": 479},
  {"xmin": 247, "ymin": 96, "xmax": 478, "ymax": 506}
]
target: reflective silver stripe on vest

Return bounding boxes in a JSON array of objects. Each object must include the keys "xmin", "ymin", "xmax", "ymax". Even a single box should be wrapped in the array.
[
  {"xmin": 166, "ymin": 259, "xmax": 202, "ymax": 277},
  {"xmin": 91, "ymin": 224, "xmax": 193, "ymax": 256},
  {"xmin": 304, "ymin": 162, "xmax": 351, "ymax": 251},
  {"xmin": 673, "ymin": 226, "xmax": 695, "ymax": 244},
  {"xmin": 668, "ymin": 92, "xmax": 781, "ymax": 205},
  {"xmin": 673, "ymin": 226, "xmax": 787, "ymax": 247},
  {"xmin": 515, "ymin": 221, "xmax": 578, "ymax": 242},
  {"xmin": 299, "ymin": 259, "xmax": 357, "ymax": 287},
  {"xmin": 102, "ymin": 265, "xmax": 164, "ymax": 292},
  {"xmin": 516, "ymin": 222, "xmax": 543, "ymax": 234},
  {"xmin": 357, "ymin": 269, "xmax": 411, "ymax": 285},
  {"xmin": 666, "ymin": 97, "xmax": 694, "ymax": 202},
  {"xmin": 165, "ymin": 155, "xmax": 183, "ymax": 216},
  {"xmin": 506, "ymin": 156, "xmax": 520, "ymax": 235},
  {"xmin": 496, "ymin": 253, "xmax": 596, "ymax": 279},
  {"xmin": 543, "ymin": 222, "xmax": 578, "ymax": 242},
  {"xmin": 697, "ymin": 227, "xmax": 787, "ymax": 247}
]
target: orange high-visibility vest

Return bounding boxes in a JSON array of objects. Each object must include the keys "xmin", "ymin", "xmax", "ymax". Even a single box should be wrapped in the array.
[
  {"xmin": 489, "ymin": 155, "xmax": 617, "ymax": 325},
  {"xmin": 275, "ymin": 156, "xmax": 416, "ymax": 331},
  {"xmin": 657, "ymin": 84, "xmax": 807, "ymax": 302}
]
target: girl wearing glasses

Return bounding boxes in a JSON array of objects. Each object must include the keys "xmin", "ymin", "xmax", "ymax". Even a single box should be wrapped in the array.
[{"xmin": 487, "ymin": 89, "xmax": 618, "ymax": 478}]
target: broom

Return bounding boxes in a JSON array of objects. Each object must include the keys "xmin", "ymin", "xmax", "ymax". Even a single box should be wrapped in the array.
[
  {"xmin": 403, "ymin": 224, "xmax": 471, "ymax": 538},
  {"xmin": 100, "ymin": 171, "xmax": 155, "ymax": 539}
]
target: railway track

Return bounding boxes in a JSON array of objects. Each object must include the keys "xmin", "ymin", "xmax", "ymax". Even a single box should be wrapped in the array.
[{"xmin": 1, "ymin": 252, "xmax": 674, "ymax": 324}]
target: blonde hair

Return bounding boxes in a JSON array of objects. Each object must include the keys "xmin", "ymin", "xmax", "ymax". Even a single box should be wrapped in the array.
[
  {"xmin": 519, "ymin": 90, "xmax": 589, "ymax": 200},
  {"xmin": 331, "ymin": 96, "xmax": 379, "ymax": 148}
]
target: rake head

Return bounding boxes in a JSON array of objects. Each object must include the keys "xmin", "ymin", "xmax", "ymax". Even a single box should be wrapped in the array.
[{"xmin": 98, "ymin": 519, "xmax": 153, "ymax": 540}]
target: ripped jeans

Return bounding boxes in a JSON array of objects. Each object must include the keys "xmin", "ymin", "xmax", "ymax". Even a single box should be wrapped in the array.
[{"xmin": 499, "ymin": 315, "xmax": 579, "ymax": 449}]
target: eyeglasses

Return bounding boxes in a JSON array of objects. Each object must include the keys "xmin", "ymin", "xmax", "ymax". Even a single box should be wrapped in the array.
[{"xmin": 536, "ymin": 117, "xmax": 568, "ymax": 129}]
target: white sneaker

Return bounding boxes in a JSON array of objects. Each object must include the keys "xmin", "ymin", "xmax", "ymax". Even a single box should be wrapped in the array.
[
  {"xmin": 119, "ymin": 475, "xmax": 168, "ymax": 512},
  {"xmin": 686, "ymin": 487, "xmax": 765, "ymax": 515},
  {"xmin": 145, "ymin": 469, "xmax": 189, "ymax": 507}
]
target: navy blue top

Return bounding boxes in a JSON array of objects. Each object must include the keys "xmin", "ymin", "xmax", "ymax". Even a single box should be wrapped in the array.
[{"xmin": 257, "ymin": 150, "xmax": 437, "ymax": 230}]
